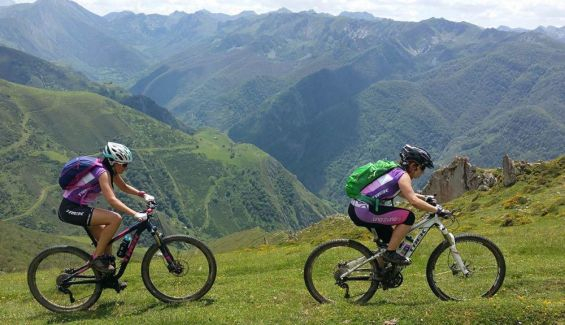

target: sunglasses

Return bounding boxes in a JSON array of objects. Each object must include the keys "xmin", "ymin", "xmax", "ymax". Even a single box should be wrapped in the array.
[{"xmin": 117, "ymin": 163, "xmax": 128, "ymax": 168}]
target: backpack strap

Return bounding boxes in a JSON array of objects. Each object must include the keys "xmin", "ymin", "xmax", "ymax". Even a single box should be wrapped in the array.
[
  {"xmin": 100, "ymin": 158, "xmax": 114, "ymax": 189},
  {"xmin": 355, "ymin": 195, "xmax": 380, "ymax": 208}
]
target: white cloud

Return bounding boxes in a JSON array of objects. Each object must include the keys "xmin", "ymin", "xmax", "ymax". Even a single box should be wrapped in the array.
[{"xmin": 12, "ymin": 0, "xmax": 565, "ymax": 29}]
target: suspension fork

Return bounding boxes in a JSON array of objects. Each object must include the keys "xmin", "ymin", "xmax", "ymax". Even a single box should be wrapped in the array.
[
  {"xmin": 438, "ymin": 223, "xmax": 470, "ymax": 276},
  {"xmin": 147, "ymin": 222, "xmax": 178, "ymax": 271}
]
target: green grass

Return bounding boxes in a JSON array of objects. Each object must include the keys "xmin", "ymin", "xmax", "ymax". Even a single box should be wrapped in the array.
[
  {"xmin": 2, "ymin": 209, "xmax": 563, "ymax": 324},
  {"xmin": 1, "ymin": 107, "xmax": 563, "ymax": 324}
]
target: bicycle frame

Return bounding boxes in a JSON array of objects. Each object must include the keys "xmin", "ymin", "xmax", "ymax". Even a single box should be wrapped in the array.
[
  {"xmin": 404, "ymin": 214, "xmax": 470, "ymax": 275},
  {"xmin": 339, "ymin": 213, "xmax": 470, "ymax": 280},
  {"xmin": 62, "ymin": 211, "xmax": 177, "ymax": 287}
]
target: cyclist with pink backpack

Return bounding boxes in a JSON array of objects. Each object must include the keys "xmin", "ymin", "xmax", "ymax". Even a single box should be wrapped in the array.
[{"xmin": 58, "ymin": 142, "xmax": 154, "ymax": 274}]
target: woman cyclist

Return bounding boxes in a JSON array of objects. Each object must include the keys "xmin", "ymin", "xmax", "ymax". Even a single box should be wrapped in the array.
[
  {"xmin": 58, "ymin": 142, "xmax": 154, "ymax": 273},
  {"xmin": 348, "ymin": 144, "xmax": 451, "ymax": 265}
]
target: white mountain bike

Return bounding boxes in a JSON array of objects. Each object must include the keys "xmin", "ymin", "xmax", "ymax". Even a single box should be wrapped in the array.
[{"xmin": 304, "ymin": 207, "xmax": 506, "ymax": 303}]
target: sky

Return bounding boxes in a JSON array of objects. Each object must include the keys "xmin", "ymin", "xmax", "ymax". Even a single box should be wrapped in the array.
[{"xmin": 12, "ymin": 0, "xmax": 565, "ymax": 30}]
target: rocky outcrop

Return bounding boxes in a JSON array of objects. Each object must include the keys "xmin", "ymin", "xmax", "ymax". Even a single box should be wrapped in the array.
[
  {"xmin": 422, "ymin": 156, "xmax": 497, "ymax": 203},
  {"xmin": 503, "ymin": 154, "xmax": 517, "ymax": 187}
]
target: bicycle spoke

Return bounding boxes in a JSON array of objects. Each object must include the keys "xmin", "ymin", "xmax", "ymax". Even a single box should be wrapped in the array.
[
  {"xmin": 28, "ymin": 247, "xmax": 101, "ymax": 312},
  {"xmin": 427, "ymin": 235, "xmax": 505, "ymax": 300},
  {"xmin": 142, "ymin": 236, "xmax": 216, "ymax": 302},
  {"xmin": 305, "ymin": 240, "xmax": 378, "ymax": 304}
]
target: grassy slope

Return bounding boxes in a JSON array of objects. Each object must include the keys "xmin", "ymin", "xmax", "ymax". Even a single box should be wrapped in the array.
[
  {"xmin": 0, "ymin": 79, "xmax": 335, "ymax": 238},
  {"xmin": 0, "ymin": 157, "xmax": 563, "ymax": 323}
]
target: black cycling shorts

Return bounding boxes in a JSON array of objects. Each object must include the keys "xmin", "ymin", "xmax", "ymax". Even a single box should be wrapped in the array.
[{"xmin": 58, "ymin": 198, "xmax": 94, "ymax": 227}]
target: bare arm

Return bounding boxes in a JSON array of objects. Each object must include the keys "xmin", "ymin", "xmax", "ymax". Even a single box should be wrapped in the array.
[
  {"xmin": 113, "ymin": 173, "xmax": 143, "ymax": 197},
  {"xmin": 397, "ymin": 174, "xmax": 437, "ymax": 213},
  {"xmin": 415, "ymin": 193, "xmax": 428, "ymax": 200},
  {"xmin": 99, "ymin": 172, "xmax": 138, "ymax": 216}
]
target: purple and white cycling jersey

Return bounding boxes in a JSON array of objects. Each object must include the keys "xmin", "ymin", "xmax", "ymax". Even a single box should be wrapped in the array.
[
  {"xmin": 360, "ymin": 167, "xmax": 405, "ymax": 200},
  {"xmin": 63, "ymin": 163, "xmax": 107, "ymax": 206},
  {"xmin": 351, "ymin": 167, "xmax": 410, "ymax": 225}
]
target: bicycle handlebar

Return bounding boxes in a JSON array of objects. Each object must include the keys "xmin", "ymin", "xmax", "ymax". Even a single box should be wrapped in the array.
[{"xmin": 143, "ymin": 201, "xmax": 157, "ymax": 215}]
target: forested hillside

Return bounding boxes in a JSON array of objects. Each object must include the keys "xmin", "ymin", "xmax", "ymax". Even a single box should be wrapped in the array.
[
  {"xmin": 0, "ymin": 45, "xmax": 191, "ymax": 133},
  {"xmin": 229, "ymin": 27, "xmax": 565, "ymax": 201},
  {"xmin": 0, "ymin": 79, "xmax": 334, "ymax": 239}
]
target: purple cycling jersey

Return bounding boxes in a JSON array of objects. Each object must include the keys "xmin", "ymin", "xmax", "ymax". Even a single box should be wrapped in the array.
[
  {"xmin": 361, "ymin": 167, "xmax": 405, "ymax": 200},
  {"xmin": 63, "ymin": 162, "xmax": 107, "ymax": 205},
  {"xmin": 351, "ymin": 167, "xmax": 409, "ymax": 225}
]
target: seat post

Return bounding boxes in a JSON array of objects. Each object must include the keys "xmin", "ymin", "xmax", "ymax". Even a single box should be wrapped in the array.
[{"xmin": 370, "ymin": 228, "xmax": 388, "ymax": 250}]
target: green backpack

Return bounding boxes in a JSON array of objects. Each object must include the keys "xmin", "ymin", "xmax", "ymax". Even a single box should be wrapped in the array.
[{"xmin": 344, "ymin": 160, "xmax": 400, "ymax": 206}]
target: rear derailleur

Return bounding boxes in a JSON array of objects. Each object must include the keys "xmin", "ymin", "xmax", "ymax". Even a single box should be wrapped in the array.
[{"xmin": 334, "ymin": 262, "xmax": 351, "ymax": 298}]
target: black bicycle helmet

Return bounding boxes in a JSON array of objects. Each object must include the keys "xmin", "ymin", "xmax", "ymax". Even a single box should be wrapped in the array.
[{"xmin": 400, "ymin": 144, "xmax": 434, "ymax": 168}]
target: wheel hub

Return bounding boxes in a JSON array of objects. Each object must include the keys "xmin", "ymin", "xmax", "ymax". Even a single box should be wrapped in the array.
[{"xmin": 169, "ymin": 260, "xmax": 187, "ymax": 276}]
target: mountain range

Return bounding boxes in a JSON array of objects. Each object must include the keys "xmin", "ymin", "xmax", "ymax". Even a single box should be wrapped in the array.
[{"xmin": 0, "ymin": 0, "xmax": 563, "ymax": 205}]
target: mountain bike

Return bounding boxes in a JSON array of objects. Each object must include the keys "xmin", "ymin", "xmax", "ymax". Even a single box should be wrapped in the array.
[
  {"xmin": 304, "ymin": 206, "xmax": 506, "ymax": 303},
  {"xmin": 27, "ymin": 201, "xmax": 217, "ymax": 312}
]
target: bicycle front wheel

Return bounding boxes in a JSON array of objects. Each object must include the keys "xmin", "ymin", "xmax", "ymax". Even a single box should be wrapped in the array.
[
  {"xmin": 27, "ymin": 246, "xmax": 102, "ymax": 312},
  {"xmin": 141, "ymin": 235, "xmax": 217, "ymax": 302},
  {"xmin": 304, "ymin": 239, "xmax": 379, "ymax": 304},
  {"xmin": 426, "ymin": 234, "xmax": 506, "ymax": 300}
]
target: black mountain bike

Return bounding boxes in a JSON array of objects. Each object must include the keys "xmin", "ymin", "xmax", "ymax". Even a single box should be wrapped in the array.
[
  {"xmin": 304, "ymin": 206, "xmax": 506, "ymax": 303},
  {"xmin": 27, "ymin": 201, "xmax": 217, "ymax": 312}
]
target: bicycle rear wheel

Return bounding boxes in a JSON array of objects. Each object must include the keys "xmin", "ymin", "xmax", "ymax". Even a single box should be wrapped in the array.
[
  {"xmin": 141, "ymin": 235, "xmax": 217, "ymax": 302},
  {"xmin": 426, "ymin": 234, "xmax": 506, "ymax": 300},
  {"xmin": 27, "ymin": 246, "xmax": 102, "ymax": 312},
  {"xmin": 304, "ymin": 239, "xmax": 379, "ymax": 304}
]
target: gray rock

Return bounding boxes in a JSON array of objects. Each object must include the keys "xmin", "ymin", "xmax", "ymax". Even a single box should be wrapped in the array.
[
  {"xmin": 422, "ymin": 156, "xmax": 498, "ymax": 203},
  {"xmin": 503, "ymin": 154, "xmax": 517, "ymax": 187}
]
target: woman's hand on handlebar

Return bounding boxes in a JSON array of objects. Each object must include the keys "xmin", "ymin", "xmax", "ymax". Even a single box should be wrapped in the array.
[
  {"xmin": 425, "ymin": 195, "xmax": 437, "ymax": 206},
  {"xmin": 134, "ymin": 212, "xmax": 148, "ymax": 222},
  {"xmin": 436, "ymin": 205, "xmax": 452, "ymax": 218}
]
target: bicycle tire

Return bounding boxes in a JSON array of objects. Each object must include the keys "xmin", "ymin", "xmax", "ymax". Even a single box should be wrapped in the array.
[
  {"xmin": 304, "ymin": 239, "xmax": 379, "ymax": 304},
  {"xmin": 426, "ymin": 234, "xmax": 506, "ymax": 300},
  {"xmin": 27, "ymin": 246, "xmax": 102, "ymax": 312},
  {"xmin": 141, "ymin": 235, "xmax": 217, "ymax": 302}
]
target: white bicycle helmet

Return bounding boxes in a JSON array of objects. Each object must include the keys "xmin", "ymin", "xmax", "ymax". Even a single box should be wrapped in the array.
[{"xmin": 103, "ymin": 142, "xmax": 133, "ymax": 164}]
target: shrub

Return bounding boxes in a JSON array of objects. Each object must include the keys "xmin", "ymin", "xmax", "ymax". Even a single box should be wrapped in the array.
[
  {"xmin": 502, "ymin": 195, "xmax": 529, "ymax": 209},
  {"xmin": 468, "ymin": 202, "xmax": 481, "ymax": 212},
  {"xmin": 500, "ymin": 213, "xmax": 532, "ymax": 227}
]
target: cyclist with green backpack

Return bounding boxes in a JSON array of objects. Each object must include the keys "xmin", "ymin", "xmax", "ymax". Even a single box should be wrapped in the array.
[
  {"xmin": 58, "ymin": 142, "xmax": 155, "ymax": 274},
  {"xmin": 346, "ymin": 144, "xmax": 451, "ymax": 265}
]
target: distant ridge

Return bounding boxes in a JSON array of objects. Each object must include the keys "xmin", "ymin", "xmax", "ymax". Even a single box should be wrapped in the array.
[
  {"xmin": 339, "ymin": 11, "xmax": 380, "ymax": 21},
  {"xmin": 0, "ymin": 45, "xmax": 191, "ymax": 133}
]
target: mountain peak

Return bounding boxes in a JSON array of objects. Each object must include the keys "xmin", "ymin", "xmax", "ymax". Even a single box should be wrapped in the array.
[
  {"xmin": 194, "ymin": 9, "xmax": 211, "ymax": 15},
  {"xmin": 339, "ymin": 11, "xmax": 378, "ymax": 21},
  {"xmin": 34, "ymin": 0, "xmax": 74, "ymax": 8},
  {"xmin": 274, "ymin": 7, "xmax": 292, "ymax": 14},
  {"xmin": 235, "ymin": 10, "xmax": 257, "ymax": 17},
  {"xmin": 103, "ymin": 10, "xmax": 136, "ymax": 21},
  {"xmin": 31, "ymin": 0, "xmax": 100, "ymax": 19}
]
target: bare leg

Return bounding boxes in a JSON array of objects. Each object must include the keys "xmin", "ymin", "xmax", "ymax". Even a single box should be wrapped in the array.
[
  {"xmin": 88, "ymin": 225, "xmax": 114, "ymax": 255},
  {"xmin": 89, "ymin": 208, "xmax": 122, "ymax": 257},
  {"xmin": 387, "ymin": 224, "xmax": 411, "ymax": 251}
]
